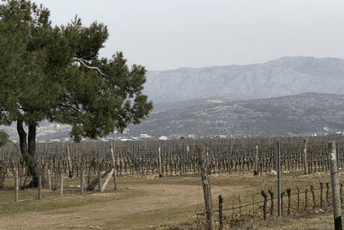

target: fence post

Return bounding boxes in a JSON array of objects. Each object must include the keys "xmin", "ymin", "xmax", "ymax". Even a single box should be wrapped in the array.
[
  {"xmin": 98, "ymin": 145, "xmax": 101, "ymax": 192},
  {"xmin": 281, "ymin": 192, "xmax": 285, "ymax": 216},
  {"xmin": 329, "ymin": 141, "xmax": 342, "ymax": 230},
  {"xmin": 228, "ymin": 142, "xmax": 232, "ymax": 175},
  {"xmin": 81, "ymin": 167, "xmax": 84, "ymax": 195},
  {"xmin": 158, "ymin": 144, "xmax": 162, "ymax": 178},
  {"xmin": 254, "ymin": 143, "xmax": 259, "ymax": 175},
  {"xmin": 341, "ymin": 183, "xmax": 343, "ymax": 204},
  {"xmin": 110, "ymin": 146, "xmax": 118, "ymax": 190},
  {"xmin": 14, "ymin": 168, "xmax": 18, "ymax": 202},
  {"xmin": 303, "ymin": 139, "xmax": 308, "ymax": 175},
  {"xmin": 47, "ymin": 169, "xmax": 51, "ymax": 190},
  {"xmin": 219, "ymin": 195, "xmax": 223, "ymax": 230},
  {"xmin": 275, "ymin": 141, "xmax": 281, "ymax": 217},
  {"xmin": 199, "ymin": 145, "xmax": 214, "ymax": 230},
  {"xmin": 38, "ymin": 174, "xmax": 42, "ymax": 200},
  {"xmin": 297, "ymin": 186, "xmax": 300, "ymax": 213},
  {"xmin": 320, "ymin": 182, "xmax": 323, "ymax": 207},
  {"xmin": 66, "ymin": 147, "xmax": 73, "ymax": 178},
  {"xmin": 59, "ymin": 171, "xmax": 63, "ymax": 196}
]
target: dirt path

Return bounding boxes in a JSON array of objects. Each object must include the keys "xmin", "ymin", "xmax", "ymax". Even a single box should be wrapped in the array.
[{"xmin": 0, "ymin": 184, "xmax": 241, "ymax": 230}]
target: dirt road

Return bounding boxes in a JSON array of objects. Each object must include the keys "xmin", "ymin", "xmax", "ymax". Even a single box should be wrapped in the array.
[{"xmin": 0, "ymin": 184, "xmax": 240, "ymax": 229}]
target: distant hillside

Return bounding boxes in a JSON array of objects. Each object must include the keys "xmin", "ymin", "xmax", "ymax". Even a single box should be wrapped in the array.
[
  {"xmin": 127, "ymin": 93, "xmax": 344, "ymax": 137},
  {"xmin": 2, "ymin": 93, "xmax": 344, "ymax": 140},
  {"xmin": 144, "ymin": 56, "xmax": 344, "ymax": 103}
]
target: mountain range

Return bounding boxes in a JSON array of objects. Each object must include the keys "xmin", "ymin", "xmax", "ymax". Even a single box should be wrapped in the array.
[
  {"xmin": 143, "ymin": 56, "xmax": 344, "ymax": 103},
  {"xmin": 2, "ymin": 56, "xmax": 344, "ymax": 140}
]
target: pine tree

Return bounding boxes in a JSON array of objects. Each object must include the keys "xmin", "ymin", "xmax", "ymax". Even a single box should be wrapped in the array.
[{"xmin": 0, "ymin": 0, "xmax": 153, "ymax": 186}]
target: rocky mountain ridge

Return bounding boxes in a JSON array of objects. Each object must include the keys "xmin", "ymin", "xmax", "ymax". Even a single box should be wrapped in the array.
[{"xmin": 144, "ymin": 56, "xmax": 344, "ymax": 103}]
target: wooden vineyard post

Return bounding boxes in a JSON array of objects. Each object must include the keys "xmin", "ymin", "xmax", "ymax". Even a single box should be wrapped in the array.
[
  {"xmin": 303, "ymin": 139, "xmax": 308, "ymax": 175},
  {"xmin": 219, "ymin": 195, "xmax": 223, "ymax": 230},
  {"xmin": 14, "ymin": 167, "xmax": 18, "ymax": 202},
  {"xmin": 337, "ymin": 143, "xmax": 340, "ymax": 172},
  {"xmin": 305, "ymin": 188, "xmax": 308, "ymax": 211},
  {"xmin": 137, "ymin": 142, "xmax": 141, "ymax": 175},
  {"xmin": 252, "ymin": 194, "xmax": 255, "ymax": 223},
  {"xmin": 98, "ymin": 145, "xmax": 101, "ymax": 193},
  {"xmin": 66, "ymin": 147, "xmax": 73, "ymax": 178},
  {"xmin": 329, "ymin": 141, "xmax": 342, "ymax": 230},
  {"xmin": 281, "ymin": 192, "xmax": 285, "ymax": 216},
  {"xmin": 320, "ymin": 182, "xmax": 323, "ymax": 207},
  {"xmin": 47, "ymin": 169, "xmax": 51, "ymax": 190},
  {"xmin": 297, "ymin": 186, "xmax": 300, "ymax": 213},
  {"xmin": 158, "ymin": 144, "xmax": 162, "ymax": 178},
  {"xmin": 199, "ymin": 145, "xmax": 214, "ymax": 230},
  {"xmin": 110, "ymin": 146, "xmax": 118, "ymax": 190},
  {"xmin": 81, "ymin": 167, "xmax": 84, "ymax": 195},
  {"xmin": 60, "ymin": 171, "xmax": 63, "ymax": 196},
  {"xmin": 275, "ymin": 141, "xmax": 281, "ymax": 217},
  {"xmin": 38, "ymin": 174, "xmax": 42, "ymax": 200},
  {"xmin": 228, "ymin": 142, "xmax": 232, "ymax": 175},
  {"xmin": 327, "ymin": 182, "xmax": 330, "ymax": 206},
  {"xmin": 101, "ymin": 168, "xmax": 115, "ymax": 192},
  {"xmin": 341, "ymin": 184, "xmax": 343, "ymax": 204},
  {"xmin": 254, "ymin": 143, "xmax": 259, "ymax": 175}
]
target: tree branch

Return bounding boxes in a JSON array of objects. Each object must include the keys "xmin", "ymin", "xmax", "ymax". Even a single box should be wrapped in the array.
[{"xmin": 73, "ymin": 57, "xmax": 105, "ymax": 75}]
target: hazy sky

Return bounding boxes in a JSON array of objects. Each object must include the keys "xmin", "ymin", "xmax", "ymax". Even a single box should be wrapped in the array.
[{"xmin": 38, "ymin": 0, "xmax": 344, "ymax": 71}]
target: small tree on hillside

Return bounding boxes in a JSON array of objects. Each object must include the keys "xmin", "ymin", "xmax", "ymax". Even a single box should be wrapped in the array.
[{"xmin": 0, "ymin": 0, "xmax": 153, "ymax": 186}]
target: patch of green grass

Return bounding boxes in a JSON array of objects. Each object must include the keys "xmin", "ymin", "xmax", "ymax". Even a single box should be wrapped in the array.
[{"xmin": 0, "ymin": 188, "xmax": 145, "ymax": 217}]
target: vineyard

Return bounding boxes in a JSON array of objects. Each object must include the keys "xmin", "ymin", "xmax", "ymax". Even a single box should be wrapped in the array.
[{"xmin": 0, "ymin": 135, "xmax": 343, "ymax": 229}]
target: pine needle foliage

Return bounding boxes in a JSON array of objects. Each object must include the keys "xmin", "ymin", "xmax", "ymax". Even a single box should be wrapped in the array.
[{"xmin": 0, "ymin": 0, "xmax": 153, "ymax": 182}]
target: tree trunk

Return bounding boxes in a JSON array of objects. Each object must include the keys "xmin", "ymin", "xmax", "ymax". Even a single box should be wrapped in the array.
[{"xmin": 17, "ymin": 119, "xmax": 39, "ymax": 187}]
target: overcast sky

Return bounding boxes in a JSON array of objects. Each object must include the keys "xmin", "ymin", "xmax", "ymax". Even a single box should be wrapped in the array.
[{"xmin": 38, "ymin": 0, "xmax": 344, "ymax": 71}]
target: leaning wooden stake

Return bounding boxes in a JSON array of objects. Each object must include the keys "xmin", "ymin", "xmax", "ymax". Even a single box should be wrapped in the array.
[
  {"xmin": 158, "ymin": 144, "xmax": 162, "ymax": 178},
  {"xmin": 199, "ymin": 146, "xmax": 214, "ymax": 230},
  {"xmin": 66, "ymin": 147, "xmax": 73, "ymax": 178},
  {"xmin": 329, "ymin": 141, "xmax": 342, "ymax": 230}
]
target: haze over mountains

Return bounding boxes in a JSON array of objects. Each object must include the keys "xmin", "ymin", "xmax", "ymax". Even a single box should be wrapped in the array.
[
  {"xmin": 2, "ymin": 56, "xmax": 344, "ymax": 140},
  {"xmin": 144, "ymin": 56, "xmax": 344, "ymax": 103}
]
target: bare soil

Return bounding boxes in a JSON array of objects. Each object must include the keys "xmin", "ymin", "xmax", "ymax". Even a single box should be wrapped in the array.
[{"xmin": 0, "ymin": 172, "xmax": 337, "ymax": 230}]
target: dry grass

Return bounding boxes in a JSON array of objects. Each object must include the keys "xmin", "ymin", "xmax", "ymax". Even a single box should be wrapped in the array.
[{"xmin": 0, "ymin": 170, "xmax": 341, "ymax": 229}]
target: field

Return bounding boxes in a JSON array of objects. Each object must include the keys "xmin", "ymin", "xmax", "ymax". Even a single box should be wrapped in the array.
[
  {"xmin": 0, "ymin": 136, "xmax": 343, "ymax": 229},
  {"xmin": 0, "ymin": 169, "xmax": 341, "ymax": 229}
]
